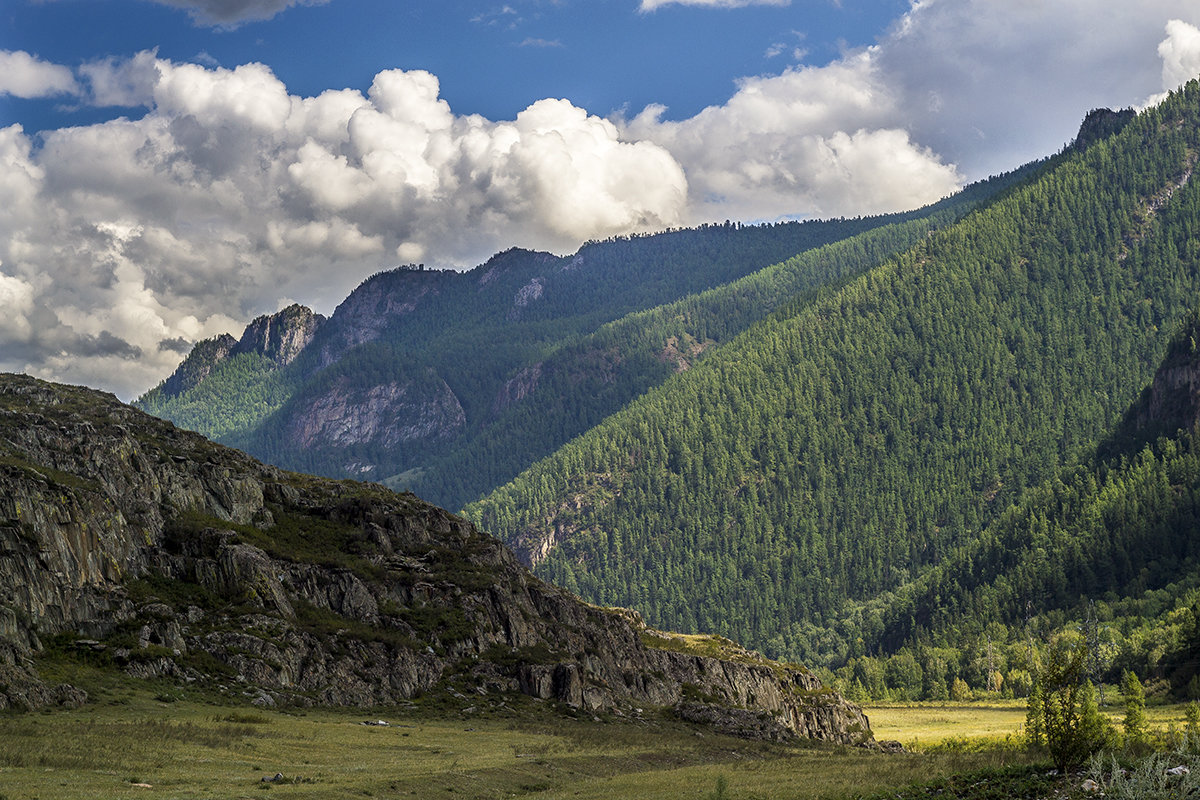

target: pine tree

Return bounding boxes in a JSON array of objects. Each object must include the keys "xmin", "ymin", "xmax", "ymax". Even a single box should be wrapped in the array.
[
  {"xmin": 1041, "ymin": 641, "xmax": 1112, "ymax": 770},
  {"xmin": 1121, "ymin": 670, "xmax": 1151, "ymax": 752},
  {"xmin": 1025, "ymin": 677, "xmax": 1046, "ymax": 746}
]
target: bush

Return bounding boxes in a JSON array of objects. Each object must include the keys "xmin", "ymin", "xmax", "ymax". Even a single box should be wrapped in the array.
[
  {"xmin": 1036, "ymin": 640, "xmax": 1114, "ymax": 770},
  {"xmin": 1088, "ymin": 751, "xmax": 1200, "ymax": 799}
]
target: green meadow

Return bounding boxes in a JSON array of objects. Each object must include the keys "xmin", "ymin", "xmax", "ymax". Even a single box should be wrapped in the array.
[
  {"xmin": 0, "ymin": 693, "xmax": 1037, "ymax": 800},
  {"xmin": 4, "ymin": 662, "xmax": 1193, "ymax": 800}
]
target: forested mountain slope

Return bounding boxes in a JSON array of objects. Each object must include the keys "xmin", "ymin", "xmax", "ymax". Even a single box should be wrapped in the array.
[
  {"xmin": 828, "ymin": 311, "xmax": 1200, "ymax": 701},
  {"xmin": 466, "ymin": 83, "xmax": 1200, "ymax": 665},
  {"xmin": 138, "ymin": 170, "xmax": 1024, "ymax": 510},
  {"xmin": 405, "ymin": 172, "xmax": 1035, "ymax": 508}
]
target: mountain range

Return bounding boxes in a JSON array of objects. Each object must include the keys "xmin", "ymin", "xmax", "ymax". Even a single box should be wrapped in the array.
[{"xmin": 137, "ymin": 84, "xmax": 1200, "ymax": 700}]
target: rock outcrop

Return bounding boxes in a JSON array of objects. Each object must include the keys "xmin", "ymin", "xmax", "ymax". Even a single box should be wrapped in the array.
[
  {"xmin": 149, "ymin": 304, "xmax": 324, "ymax": 401},
  {"xmin": 314, "ymin": 268, "xmax": 451, "ymax": 368},
  {"xmin": 1103, "ymin": 311, "xmax": 1200, "ymax": 456},
  {"xmin": 283, "ymin": 373, "xmax": 466, "ymax": 454},
  {"xmin": 232, "ymin": 304, "xmax": 326, "ymax": 367},
  {"xmin": 157, "ymin": 334, "xmax": 238, "ymax": 398},
  {"xmin": 0, "ymin": 373, "xmax": 869, "ymax": 744}
]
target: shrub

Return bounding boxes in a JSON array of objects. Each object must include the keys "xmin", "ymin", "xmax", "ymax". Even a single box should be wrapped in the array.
[{"xmin": 1038, "ymin": 640, "xmax": 1114, "ymax": 770}]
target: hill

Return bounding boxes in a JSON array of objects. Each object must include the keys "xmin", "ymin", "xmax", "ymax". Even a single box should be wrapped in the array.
[
  {"xmin": 465, "ymin": 82, "xmax": 1200, "ymax": 668},
  {"xmin": 0, "ymin": 373, "xmax": 867, "ymax": 743}
]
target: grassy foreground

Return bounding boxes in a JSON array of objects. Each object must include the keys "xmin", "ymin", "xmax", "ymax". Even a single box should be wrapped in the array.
[{"xmin": 0, "ymin": 691, "xmax": 1043, "ymax": 800}]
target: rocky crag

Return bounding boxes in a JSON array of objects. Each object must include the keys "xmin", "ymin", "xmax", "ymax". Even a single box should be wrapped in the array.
[
  {"xmin": 0, "ymin": 374, "xmax": 869, "ymax": 743},
  {"xmin": 150, "ymin": 303, "xmax": 325, "ymax": 400}
]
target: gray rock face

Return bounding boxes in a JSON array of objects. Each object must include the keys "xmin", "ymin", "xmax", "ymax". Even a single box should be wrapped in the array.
[
  {"xmin": 316, "ymin": 269, "xmax": 449, "ymax": 368},
  {"xmin": 0, "ymin": 374, "xmax": 870, "ymax": 743},
  {"xmin": 150, "ymin": 304, "xmax": 324, "ymax": 401},
  {"xmin": 232, "ymin": 304, "xmax": 326, "ymax": 367},
  {"xmin": 283, "ymin": 373, "xmax": 466, "ymax": 451}
]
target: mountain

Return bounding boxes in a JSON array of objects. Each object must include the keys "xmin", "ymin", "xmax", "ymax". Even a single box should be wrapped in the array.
[
  {"xmin": 0, "ymin": 374, "xmax": 868, "ymax": 744},
  {"xmin": 465, "ymin": 83, "xmax": 1200, "ymax": 668},
  {"xmin": 138, "ymin": 304, "xmax": 326, "ymax": 440},
  {"xmin": 136, "ymin": 171, "xmax": 1032, "ymax": 511},
  {"xmin": 830, "ymin": 311, "xmax": 1200, "ymax": 700}
]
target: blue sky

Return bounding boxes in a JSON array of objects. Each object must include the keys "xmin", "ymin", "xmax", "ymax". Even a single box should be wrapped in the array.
[
  {"xmin": 2, "ymin": 0, "xmax": 1200, "ymax": 398},
  {"xmin": 4, "ymin": 1, "xmax": 909, "ymax": 131}
]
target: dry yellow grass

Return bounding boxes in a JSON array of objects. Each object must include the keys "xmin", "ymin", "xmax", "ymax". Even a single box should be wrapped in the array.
[{"xmin": 866, "ymin": 700, "xmax": 1028, "ymax": 749}]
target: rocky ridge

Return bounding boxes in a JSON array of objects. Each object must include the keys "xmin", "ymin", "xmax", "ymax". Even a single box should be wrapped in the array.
[
  {"xmin": 151, "ymin": 304, "xmax": 325, "ymax": 400},
  {"xmin": 0, "ymin": 374, "xmax": 869, "ymax": 744},
  {"xmin": 231, "ymin": 303, "xmax": 326, "ymax": 367}
]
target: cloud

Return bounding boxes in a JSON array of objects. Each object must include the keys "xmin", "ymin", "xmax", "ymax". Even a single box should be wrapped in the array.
[
  {"xmin": 1160, "ymin": 19, "xmax": 1200, "ymax": 91},
  {"xmin": 872, "ymin": 0, "xmax": 1200, "ymax": 177},
  {"xmin": 0, "ymin": 51, "xmax": 80, "ymax": 98},
  {"xmin": 639, "ymin": 0, "xmax": 788, "ymax": 10},
  {"xmin": 80, "ymin": 51, "xmax": 162, "ymax": 108},
  {"xmin": 625, "ymin": 0, "xmax": 1200, "ymax": 213},
  {"xmin": 470, "ymin": 5, "xmax": 518, "ymax": 26},
  {"xmin": 0, "ymin": 56, "xmax": 687, "ymax": 398},
  {"xmin": 144, "ymin": 0, "xmax": 328, "ymax": 27},
  {"xmin": 518, "ymin": 38, "xmax": 564, "ymax": 48},
  {"xmin": 622, "ymin": 51, "xmax": 961, "ymax": 220}
]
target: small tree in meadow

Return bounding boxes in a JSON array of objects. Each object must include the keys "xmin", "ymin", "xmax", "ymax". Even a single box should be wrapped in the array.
[
  {"xmin": 1039, "ymin": 639, "xmax": 1114, "ymax": 770},
  {"xmin": 1025, "ymin": 677, "xmax": 1045, "ymax": 747},
  {"xmin": 1120, "ymin": 669, "xmax": 1151, "ymax": 753}
]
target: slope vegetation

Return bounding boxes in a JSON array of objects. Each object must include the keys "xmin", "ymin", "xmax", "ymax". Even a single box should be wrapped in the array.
[
  {"xmin": 466, "ymin": 84, "xmax": 1200, "ymax": 664},
  {"xmin": 138, "ymin": 173, "xmax": 1026, "ymax": 511}
]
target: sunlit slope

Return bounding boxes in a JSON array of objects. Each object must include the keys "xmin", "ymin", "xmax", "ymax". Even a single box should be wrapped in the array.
[{"xmin": 467, "ymin": 83, "xmax": 1200, "ymax": 663}]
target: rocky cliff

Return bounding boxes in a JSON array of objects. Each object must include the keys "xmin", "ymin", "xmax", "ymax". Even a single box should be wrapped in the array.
[
  {"xmin": 231, "ymin": 303, "xmax": 326, "ymax": 367},
  {"xmin": 1102, "ymin": 310, "xmax": 1200, "ymax": 457},
  {"xmin": 0, "ymin": 374, "xmax": 869, "ymax": 743},
  {"xmin": 149, "ymin": 304, "xmax": 324, "ymax": 401},
  {"xmin": 283, "ymin": 372, "xmax": 466, "ymax": 459}
]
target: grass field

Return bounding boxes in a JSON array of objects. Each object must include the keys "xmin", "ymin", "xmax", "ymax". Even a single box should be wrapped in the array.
[
  {"xmin": 4, "ymin": 663, "xmax": 1192, "ymax": 800},
  {"xmin": 0, "ymin": 692, "xmax": 1042, "ymax": 800},
  {"xmin": 867, "ymin": 696, "xmax": 1197, "ymax": 751}
]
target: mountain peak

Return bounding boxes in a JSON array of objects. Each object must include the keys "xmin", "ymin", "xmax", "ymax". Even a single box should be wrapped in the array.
[
  {"xmin": 1071, "ymin": 106, "xmax": 1136, "ymax": 151},
  {"xmin": 146, "ymin": 305, "xmax": 323, "ymax": 402},
  {"xmin": 231, "ymin": 303, "xmax": 326, "ymax": 367},
  {"xmin": 155, "ymin": 332, "xmax": 238, "ymax": 399}
]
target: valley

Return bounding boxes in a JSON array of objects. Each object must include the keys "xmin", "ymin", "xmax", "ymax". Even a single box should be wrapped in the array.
[
  {"xmin": 138, "ymin": 83, "xmax": 1200, "ymax": 708},
  {"xmin": 9, "ymin": 3, "xmax": 1200, "ymax": 799},
  {"xmin": 0, "ymin": 683, "xmax": 1054, "ymax": 800}
]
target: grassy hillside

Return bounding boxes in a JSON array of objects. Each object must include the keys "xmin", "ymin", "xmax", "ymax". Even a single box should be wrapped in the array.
[{"xmin": 466, "ymin": 83, "xmax": 1200, "ymax": 667}]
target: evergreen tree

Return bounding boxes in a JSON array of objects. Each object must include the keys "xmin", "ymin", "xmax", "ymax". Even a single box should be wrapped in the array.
[
  {"xmin": 1026, "ymin": 677, "xmax": 1046, "ymax": 746},
  {"xmin": 1121, "ymin": 669, "xmax": 1151, "ymax": 752},
  {"xmin": 1040, "ymin": 640, "xmax": 1112, "ymax": 771}
]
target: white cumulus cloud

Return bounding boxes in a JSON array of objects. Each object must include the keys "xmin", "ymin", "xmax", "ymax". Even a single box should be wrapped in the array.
[
  {"xmin": 623, "ymin": 52, "xmax": 960, "ymax": 220},
  {"xmin": 1160, "ymin": 19, "xmax": 1200, "ymax": 92},
  {"xmin": 0, "ymin": 51, "xmax": 80, "ymax": 98}
]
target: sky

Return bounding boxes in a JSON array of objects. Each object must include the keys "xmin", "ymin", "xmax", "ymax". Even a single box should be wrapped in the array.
[{"xmin": 3, "ymin": 1, "xmax": 1200, "ymax": 399}]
